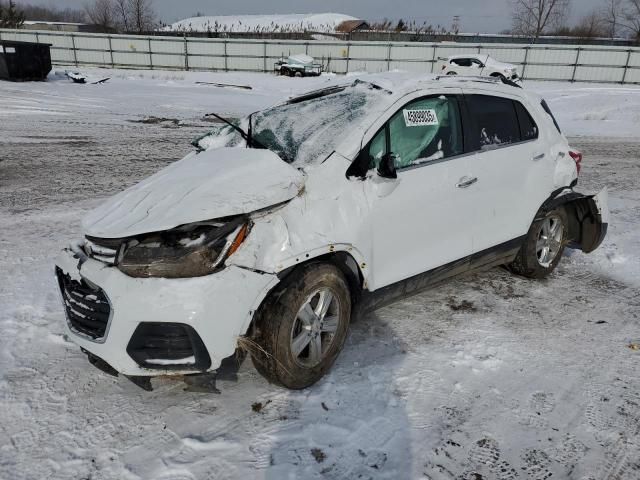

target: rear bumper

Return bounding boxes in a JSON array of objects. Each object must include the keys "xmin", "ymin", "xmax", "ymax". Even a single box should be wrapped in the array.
[{"xmin": 54, "ymin": 247, "xmax": 278, "ymax": 376}]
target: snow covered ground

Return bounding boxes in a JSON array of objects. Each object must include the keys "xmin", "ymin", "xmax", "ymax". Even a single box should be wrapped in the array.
[{"xmin": 1, "ymin": 69, "xmax": 639, "ymax": 480}]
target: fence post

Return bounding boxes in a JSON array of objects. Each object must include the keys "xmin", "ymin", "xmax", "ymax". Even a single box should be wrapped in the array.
[
  {"xmin": 35, "ymin": 31, "xmax": 39, "ymax": 44},
  {"xmin": 571, "ymin": 47, "xmax": 581, "ymax": 83},
  {"xmin": 108, "ymin": 35, "xmax": 114, "ymax": 68},
  {"xmin": 621, "ymin": 49, "xmax": 632, "ymax": 84},
  {"xmin": 71, "ymin": 33, "xmax": 78, "ymax": 67},
  {"xmin": 387, "ymin": 43, "xmax": 392, "ymax": 71},
  {"xmin": 521, "ymin": 45, "xmax": 530, "ymax": 80},
  {"xmin": 148, "ymin": 37, "xmax": 153, "ymax": 70},
  {"xmin": 183, "ymin": 35, "xmax": 189, "ymax": 71},
  {"xmin": 431, "ymin": 45, "xmax": 437, "ymax": 73},
  {"xmin": 345, "ymin": 42, "xmax": 350, "ymax": 73},
  {"xmin": 305, "ymin": 42, "xmax": 309, "ymax": 55},
  {"xmin": 263, "ymin": 41, "xmax": 267, "ymax": 72},
  {"xmin": 224, "ymin": 39, "xmax": 228, "ymax": 72}
]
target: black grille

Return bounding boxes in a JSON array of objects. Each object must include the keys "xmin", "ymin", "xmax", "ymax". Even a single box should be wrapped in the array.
[
  {"xmin": 56, "ymin": 267, "xmax": 111, "ymax": 339},
  {"xmin": 127, "ymin": 323, "xmax": 211, "ymax": 371}
]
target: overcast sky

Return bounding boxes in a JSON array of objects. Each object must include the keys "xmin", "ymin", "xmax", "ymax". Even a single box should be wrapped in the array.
[{"xmin": 23, "ymin": 0, "xmax": 605, "ymax": 33}]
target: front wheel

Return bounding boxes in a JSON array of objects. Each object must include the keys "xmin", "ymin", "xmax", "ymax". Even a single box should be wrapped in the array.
[
  {"xmin": 250, "ymin": 263, "xmax": 351, "ymax": 389},
  {"xmin": 509, "ymin": 208, "xmax": 568, "ymax": 278}
]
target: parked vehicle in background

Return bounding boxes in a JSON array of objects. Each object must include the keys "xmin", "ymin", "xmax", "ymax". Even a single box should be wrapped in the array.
[
  {"xmin": 441, "ymin": 54, "xmax": 521, "ymax": 82},
  {"xmin": 55, "ymin": 74, "xmax": 608, "ymax": 392},
  {"xmin": 274, "ymin": 54, "xmax": 323, "ymax": 77}
]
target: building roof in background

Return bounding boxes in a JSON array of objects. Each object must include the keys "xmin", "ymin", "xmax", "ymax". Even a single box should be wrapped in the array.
[
  {"xmin": 335, "ymin": 20, "xmax": 370, "ymax": 33},
  {"xmin": 163, "ymin": 13, "xmax": 361, "ymax": 33}
]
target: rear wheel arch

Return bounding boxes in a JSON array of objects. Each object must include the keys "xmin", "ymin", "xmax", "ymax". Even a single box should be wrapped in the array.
[{"xmin": 534, "ymin": 186, "xmax": 607, "ymax": 253}]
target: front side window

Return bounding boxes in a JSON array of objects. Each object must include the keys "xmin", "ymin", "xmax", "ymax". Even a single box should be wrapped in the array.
[
  {"xmin": 466, "ymin": 94, "xmax": 521, "ymax": 151},
  {"xmin": 384, "ymin": 96, "xmax": 463, "ymax": 169}
]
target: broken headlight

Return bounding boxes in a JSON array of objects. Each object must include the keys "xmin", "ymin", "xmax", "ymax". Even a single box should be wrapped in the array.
[{"xmin": 118, "ymin": 218, "xmax": 249, "ymax": 278}]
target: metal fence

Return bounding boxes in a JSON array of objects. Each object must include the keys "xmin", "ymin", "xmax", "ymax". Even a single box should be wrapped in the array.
[{"xmin": 1, "ymin": 28, "xmax": 639, "ymax": 84}]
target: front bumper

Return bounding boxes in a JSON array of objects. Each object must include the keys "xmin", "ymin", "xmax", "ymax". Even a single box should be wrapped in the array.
[{"xmin": 55, "ymin": 248, "xmax": 278, "ymax": 376}]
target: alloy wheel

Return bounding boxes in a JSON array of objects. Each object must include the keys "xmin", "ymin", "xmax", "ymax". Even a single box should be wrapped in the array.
[
  {"xmin": 290, "ymin": 288, "xmax": 341, "ymax": 367},
  {"xmin": 536, "ymin": 214, "xmax": 564, "ymax": 267}
]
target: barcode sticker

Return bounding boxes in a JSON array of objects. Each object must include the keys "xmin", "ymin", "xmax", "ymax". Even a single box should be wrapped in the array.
[{"xmin": 403, "ymin": 109, "xmax": 439, "ymax": 127}]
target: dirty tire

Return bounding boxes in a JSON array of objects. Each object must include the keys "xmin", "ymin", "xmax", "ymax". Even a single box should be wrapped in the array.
[
  {"xmin": 250, "ymin": 263, "xmax": 351, "ymax": 389},
  {"xmin": 510, "ymin": 207, "xmax": 568, "ymax": 279}
]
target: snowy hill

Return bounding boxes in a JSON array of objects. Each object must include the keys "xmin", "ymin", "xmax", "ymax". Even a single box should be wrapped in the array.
[{"xmin": 163, "ymin": 13, "xmax": 359, "ymax": 33}]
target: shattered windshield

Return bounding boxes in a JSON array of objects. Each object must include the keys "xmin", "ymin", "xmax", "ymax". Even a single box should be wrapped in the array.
[{"xmin": 195, "ymin": 83, "xmax": 389, "ymax": 166}]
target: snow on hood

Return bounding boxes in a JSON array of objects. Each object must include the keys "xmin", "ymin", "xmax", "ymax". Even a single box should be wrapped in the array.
[{"xmin": 82, "ymin": 147, "xmax": 305, "ymax": 239}]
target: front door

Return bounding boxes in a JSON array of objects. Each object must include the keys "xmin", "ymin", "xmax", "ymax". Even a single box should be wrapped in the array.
[{"xmin": 365, "ymin": 94, "xmax": 477, "ymax": 290}]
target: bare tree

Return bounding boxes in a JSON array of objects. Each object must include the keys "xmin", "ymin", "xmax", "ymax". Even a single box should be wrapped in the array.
[
  {"xmin": 113, "ymin": 0, "xmax": 129, "ymax": 31},
  {"xmin": 84, "ymin": 0, "xmax": 116, "ymax": 31},
  {"xmin": 601, "ymin": 0, "xmax": 625, "ymax": 37},
  {"xmin": 620, "ymin": 0, "xmax": 640, "ymax": 40},
  {"xmin": 128, "ymin": 0, "xmax": 156, "ymax": 32},
  {"xmin": 510, "ymin": 0, "xmax": 572, "ymax": 37},
  {"xmin": 572, "ymin": 10, "xmax": 607, "ymax": 38}
]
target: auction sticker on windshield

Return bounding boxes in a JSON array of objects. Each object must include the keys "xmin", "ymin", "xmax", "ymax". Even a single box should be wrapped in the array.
[{"xmin": 403, "ymin": 109, "xmax": 439, "ymax": 127}]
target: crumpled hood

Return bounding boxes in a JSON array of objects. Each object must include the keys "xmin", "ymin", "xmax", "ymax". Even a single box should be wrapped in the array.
[{"xmin": 83, "ymin": 147, "xmax": 305, "ymax": 238}]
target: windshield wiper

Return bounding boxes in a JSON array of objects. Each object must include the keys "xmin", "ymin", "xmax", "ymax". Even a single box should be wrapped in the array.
[{"xmin": 204, "ymin": 111, "xmax": 269, "ymax": 150}]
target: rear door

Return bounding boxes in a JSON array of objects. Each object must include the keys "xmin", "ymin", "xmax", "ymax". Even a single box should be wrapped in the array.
[{"xmin": 460, "ymin": 91, "xmax": 553, "ymax": 253}]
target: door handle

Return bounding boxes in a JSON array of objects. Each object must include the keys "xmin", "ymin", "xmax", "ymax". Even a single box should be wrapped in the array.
[
  {"xmin": 533, "ymin": 153, "xmax": 546, "ymax": 161},
  {"xmin": 456, "ymin": 176, "xmax": 478, "ymax": 188}
]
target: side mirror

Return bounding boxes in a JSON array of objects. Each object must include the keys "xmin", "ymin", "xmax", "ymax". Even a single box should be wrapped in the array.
[{"xmin": 377, "ymin": 153, "xmax": 398, "ymax": 180}]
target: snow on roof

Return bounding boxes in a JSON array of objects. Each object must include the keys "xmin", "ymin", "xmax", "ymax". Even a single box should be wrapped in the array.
[{"xmin": 163, "ymin": 13, "xmax": 360, "ymax": 33}]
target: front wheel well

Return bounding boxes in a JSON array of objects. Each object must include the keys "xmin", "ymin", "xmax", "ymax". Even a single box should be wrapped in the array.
[
  {"xmin": 277, "ymin": 251, "xmax": 365, "ymax": 306},
  {"xmin": 245, "ymin": 251, "xmax": 365, "ymax": 338}
]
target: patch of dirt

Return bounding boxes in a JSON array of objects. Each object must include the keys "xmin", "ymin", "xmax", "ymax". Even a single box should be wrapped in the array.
[
  {"xmin": 447, "ymin": 297, "xmax": 478, "ymax": 312},
  {"xmin": 311, "ymin": 448, "xmax": 326, "ymax": 463}
]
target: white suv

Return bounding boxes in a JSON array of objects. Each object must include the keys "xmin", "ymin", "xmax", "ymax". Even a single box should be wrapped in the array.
[
  {"xmin": 441, "ymin": 54, "xmax": 521, "ymax": 82},
  {"xmin": 55, "ymin": 75, "xmax": 608, "ymax": 390}
]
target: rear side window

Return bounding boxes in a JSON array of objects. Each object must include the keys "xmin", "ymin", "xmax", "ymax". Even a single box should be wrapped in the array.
[
  {"xmin": 541, "ymin": 99, "xmax": 562, "ymax": 134},
  {"xmin": 466, "ymin": 95, "xmax": 520, "ymax": 151},
  {"xmin": 514, "ymin": 101, "xmax": 539, "ymax": 141}
]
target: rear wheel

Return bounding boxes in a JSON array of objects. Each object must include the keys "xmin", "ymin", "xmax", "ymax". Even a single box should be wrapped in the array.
[
  {"xmin": 446, "ymin": 71, "xmax": 457, "ymax": 75},
  {"xmin": 509, "ymin": 208, "xmax": 568, "ymax": 278},
  {"xmin": 250, "ymin": 263, "xmax": 351, "ymax": 389}
]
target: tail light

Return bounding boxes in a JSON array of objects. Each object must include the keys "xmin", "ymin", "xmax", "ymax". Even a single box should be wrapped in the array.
[
  {"xmin": 569, "ymin": 150, "xmax": 583, "ymax": 175},
  {"xmin": 441, "ymin": 65, "xmax": 446, "ymax": 71}
]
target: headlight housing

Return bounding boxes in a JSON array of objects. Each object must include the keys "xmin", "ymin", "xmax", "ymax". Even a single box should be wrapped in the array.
[{"xmin": 117, "ymin": 218, "xmax": 249, "ymax": 278}]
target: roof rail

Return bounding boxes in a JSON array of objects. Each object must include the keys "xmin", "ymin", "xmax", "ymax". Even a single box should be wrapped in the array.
[{"xmin": 435, "ymin": 75, "xmax": 522, "ymax": 89}]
